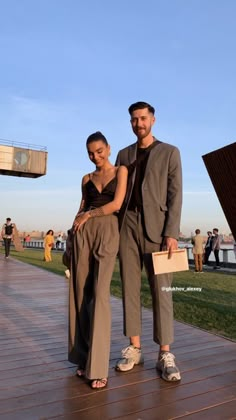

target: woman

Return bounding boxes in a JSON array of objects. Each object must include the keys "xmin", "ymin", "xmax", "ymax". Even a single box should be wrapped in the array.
[
  {"xmin": 68, "ymin": 131, "xmax": 127, "ymax": 389},
  {"xmin": 43, "ymin": 230, "xmax": 54, "ymax": 261},
  {"xmin": 203, "ymin": 231, "xmax": 213, "ymax": 265}
]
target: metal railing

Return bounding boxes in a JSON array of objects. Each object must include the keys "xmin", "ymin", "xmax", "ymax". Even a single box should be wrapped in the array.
[
  {"xmin": 0, "ymin": 138, "xmax": 47, "ymax": 151},
  {"xmin": 22, "ymin": 241, "xmax": 65, "ymax": 251},
  {"xmin": 1, "ymin": 241, "xmax": 235, "ymax": 268}
]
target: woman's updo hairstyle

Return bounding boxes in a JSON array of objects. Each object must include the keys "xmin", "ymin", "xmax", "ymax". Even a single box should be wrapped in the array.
[{"xmin": 86, "ymin": 131, "xmax": 108, "ymax": 146}]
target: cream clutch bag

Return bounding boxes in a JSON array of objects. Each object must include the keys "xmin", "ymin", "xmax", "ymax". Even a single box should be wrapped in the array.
[{"xmin": 152, "ymin": 249, "xmax": 189, "ymax": 275}]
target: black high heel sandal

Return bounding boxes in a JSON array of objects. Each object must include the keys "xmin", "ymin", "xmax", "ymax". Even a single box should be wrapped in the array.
[
  {"xmin": 90, "ymin": 378, "xmax": 108, "ymax": 389},
  {"xmin": 76, "ymin": 366, "xmax": 85, "ymax": 377}
]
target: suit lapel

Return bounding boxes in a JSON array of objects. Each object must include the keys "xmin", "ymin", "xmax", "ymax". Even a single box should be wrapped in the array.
[{"xmin": 128, "ymin": 142, "xmax": 137, "ymax": 164}]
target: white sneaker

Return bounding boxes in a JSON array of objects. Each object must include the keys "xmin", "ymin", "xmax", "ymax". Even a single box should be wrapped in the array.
[
  {"xmin": 156, "ymin": 352, "xmax": 181, "ymax": 381},
  {"xmin": 116, "ymin": 345, "xmax": 144, "ymax": 371}
]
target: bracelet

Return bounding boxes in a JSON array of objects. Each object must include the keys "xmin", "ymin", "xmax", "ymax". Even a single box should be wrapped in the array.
[{"xmin": 89, "ymin": 207, "xmax": 104, "ymax": 217}]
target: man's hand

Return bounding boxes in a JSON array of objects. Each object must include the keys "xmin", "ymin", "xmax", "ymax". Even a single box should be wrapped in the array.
[{"xmin": 162, "ymin": 237, "xmax": 178, "ymax": 258}]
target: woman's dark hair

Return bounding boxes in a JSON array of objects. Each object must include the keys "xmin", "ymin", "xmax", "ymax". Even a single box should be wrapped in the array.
[
  {"xmin": 46, "ymin": 229, "xmax": 54, "ymax": 235},
  {"xmin": 86, "ymin": 131, "xmax": 108, "ymax": 146},
  {"xmin": 128, "ymin": 101, "xmax": 155, "ymax": 116}
]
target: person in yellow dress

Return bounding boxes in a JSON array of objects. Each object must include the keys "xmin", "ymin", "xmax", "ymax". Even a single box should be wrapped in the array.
[{"xmin": 44, "ymin": 230, "xmax": 54, "ymax": 261}]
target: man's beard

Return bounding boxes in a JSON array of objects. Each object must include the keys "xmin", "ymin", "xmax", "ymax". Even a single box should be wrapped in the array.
[{"xmin": 134, "ymin": 125, "xmax": 152, "ymax": 139}]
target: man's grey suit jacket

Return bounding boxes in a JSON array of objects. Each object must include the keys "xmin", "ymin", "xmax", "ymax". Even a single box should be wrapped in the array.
[{"xmin": 116, "ymin": 138, "xmax": 182, "ymax": 243}]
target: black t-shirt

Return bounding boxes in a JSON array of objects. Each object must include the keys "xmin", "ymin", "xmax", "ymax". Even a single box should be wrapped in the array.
[{"xmin": 128, "ymin": 141, "xmax": 157, "ymax": 210}]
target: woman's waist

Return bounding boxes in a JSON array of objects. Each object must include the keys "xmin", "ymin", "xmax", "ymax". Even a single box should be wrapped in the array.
[{"xmin": 85, "ymin": 205, "xmax": 118, "ymax": 215}]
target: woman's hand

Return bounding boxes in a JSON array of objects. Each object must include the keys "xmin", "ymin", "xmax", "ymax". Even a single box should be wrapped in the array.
[{"xmin": 73, "ymin": 212, "xmax": 91, "ymax": 232}]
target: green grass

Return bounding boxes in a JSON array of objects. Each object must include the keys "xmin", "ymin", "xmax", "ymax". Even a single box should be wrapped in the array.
[
  {"xmin": 111, "ymin": 261, "xmax": 236, "ymax": 340},
  {"xmin": 2, "ymin": 248, "xmax": 236, "ymax": 340}
]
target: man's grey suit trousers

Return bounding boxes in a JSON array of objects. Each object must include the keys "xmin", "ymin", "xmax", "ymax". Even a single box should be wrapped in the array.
[{"xmin": 119, "ymin": 210, "xmax": 174, "ymax": 345}]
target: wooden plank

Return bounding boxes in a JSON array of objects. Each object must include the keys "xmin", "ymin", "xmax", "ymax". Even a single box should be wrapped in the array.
[
  {"xmin": 1, "ymin": 371, "xmax": 236, "ymax": 419},
  {"xmin": 175, "ymin": 399, "xmax": 236, "ymax": 419},
  {"xmin": 0, "ymin": 340, "xmax": 234, "ymax": 375},
  {"xmin": 113, "ymin": 388, "xmax": 236, "ymax": 420},
  {"xmin": 0, "ymin": 254, "xmax": 236, "ymax": 420}
]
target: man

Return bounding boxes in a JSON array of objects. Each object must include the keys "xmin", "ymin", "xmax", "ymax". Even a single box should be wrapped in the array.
[
  {"xmin": 115, "ymin": 101, "xmax": 182, "ymax": 382},
  {"xmin": 56, "ymin": 234, "xmax": 63, "ymax": 250},
  {"xmin": 204, "ymin": 231, "xmax": 213, "ymax": 265},
  {"xmin": 212, "ymin": 228, "xmax": 221, "ymax": 269},
  {"xmin": 1, "ymin": 217, "xmax": 15, "ymax": 258},
  {"xmin": 191, "ymin": 229, "xmax": 204, "ymax": 272}
]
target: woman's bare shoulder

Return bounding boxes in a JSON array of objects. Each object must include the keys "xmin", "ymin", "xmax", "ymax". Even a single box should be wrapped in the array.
[
  {"xmin": 82, "ymin": 173, "xmax": 92, "ymax": 185},
  {"xmin": 116, "ymin": 165, "xmax": 128, "ymax": 176}
]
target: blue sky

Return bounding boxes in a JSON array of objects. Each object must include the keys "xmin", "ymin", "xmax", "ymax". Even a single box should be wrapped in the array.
[{"xmin": 0, "ymin": 0, "xmax": 235, "ymax": 235}]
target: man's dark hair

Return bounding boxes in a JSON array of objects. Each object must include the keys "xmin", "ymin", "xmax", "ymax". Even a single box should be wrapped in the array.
[
  {"xmin": 213, "ymin": 228, "xmax": 219, "ymax": 233},
  {"xmin": 195, "ymin": 229, "xmax": 200, "ymax": 234},
  {"xmin": 86, "ymin": 131, "xmax": 108, "ymax": 146},
  {"xmin": 6, "ymin": 217, "xmax": 11, "ymax": 222},
  {"xmin": 128, "ymin": 101, "xmax": 155, "ymax": 116}
]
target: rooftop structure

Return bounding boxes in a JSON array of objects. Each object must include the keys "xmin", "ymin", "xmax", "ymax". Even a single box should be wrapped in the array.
[{"xmin": 0, "ymin": 138, "xmax": 47, "ymax": 178}]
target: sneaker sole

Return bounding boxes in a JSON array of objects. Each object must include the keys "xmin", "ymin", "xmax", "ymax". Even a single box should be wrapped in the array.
[
  {"xmin": 156, "ymin": 363, "xmax": 181, "ymax": 382},
  {"xmin": 161, "ymin": 372, "xmax": 181, "ymax": 381},
  {"xmin": 116, "ymin": 359, "xmax": 144, "ymax": 372}
]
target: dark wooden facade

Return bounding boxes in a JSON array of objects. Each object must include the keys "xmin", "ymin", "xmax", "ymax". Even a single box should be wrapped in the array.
[
  {"xmin": 202, "ymin": 142, "xmax": 236, "ymax": 238},
  {"xmin": 0, "ymin": 255, "xmax": 235, "ymax": 419}
]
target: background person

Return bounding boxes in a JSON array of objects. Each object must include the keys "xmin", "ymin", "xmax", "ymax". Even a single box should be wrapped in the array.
[
  {"xmin": 43, "ymin": 230, "xmax": 54, "ymax": 262},
  {"xmin": 24, "ymin": 234, "xmax": 31, "ymax": 248},
  {"xmin": 1, "ymin": 217, "xmax": 15, "ymax": 258},
  {"xmin": 212, "ymin": 228, "xmax": 221, "ymax": 269},
  {"xmin": 191, "ymin": 229, "xmax": 205, "ymax": 272},
  {"xmin": 203, "ymin": 231, "xmax": 213, "ymax": 265},
  {"xmin": 62, "ymin": 228, "xmax": 73, "ymax": 279},
  {"xmin": 68, "ymin": 131, "xmax": 127, "ymax": 390},
  {"xmin": 56, "ymin": 234, "xmax": 63, "ymax": 250},
  {"xmin": 115, "ymin": 101, "xmax": 182, "ymax": 382}
]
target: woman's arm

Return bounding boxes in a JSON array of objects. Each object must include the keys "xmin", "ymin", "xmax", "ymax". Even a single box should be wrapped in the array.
[
  {"xmin": 73, "ymin": 166, "xmax": 128, "ymax": 231},
  {"xmin": 73, "ymin": 175, "xmax": 89, "ymax": 220}
]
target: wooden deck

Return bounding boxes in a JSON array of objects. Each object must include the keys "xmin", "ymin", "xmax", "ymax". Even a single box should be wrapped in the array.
[{"xmin": 0, "ymin": 255, "xmax": 236, "ymax": 420}]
